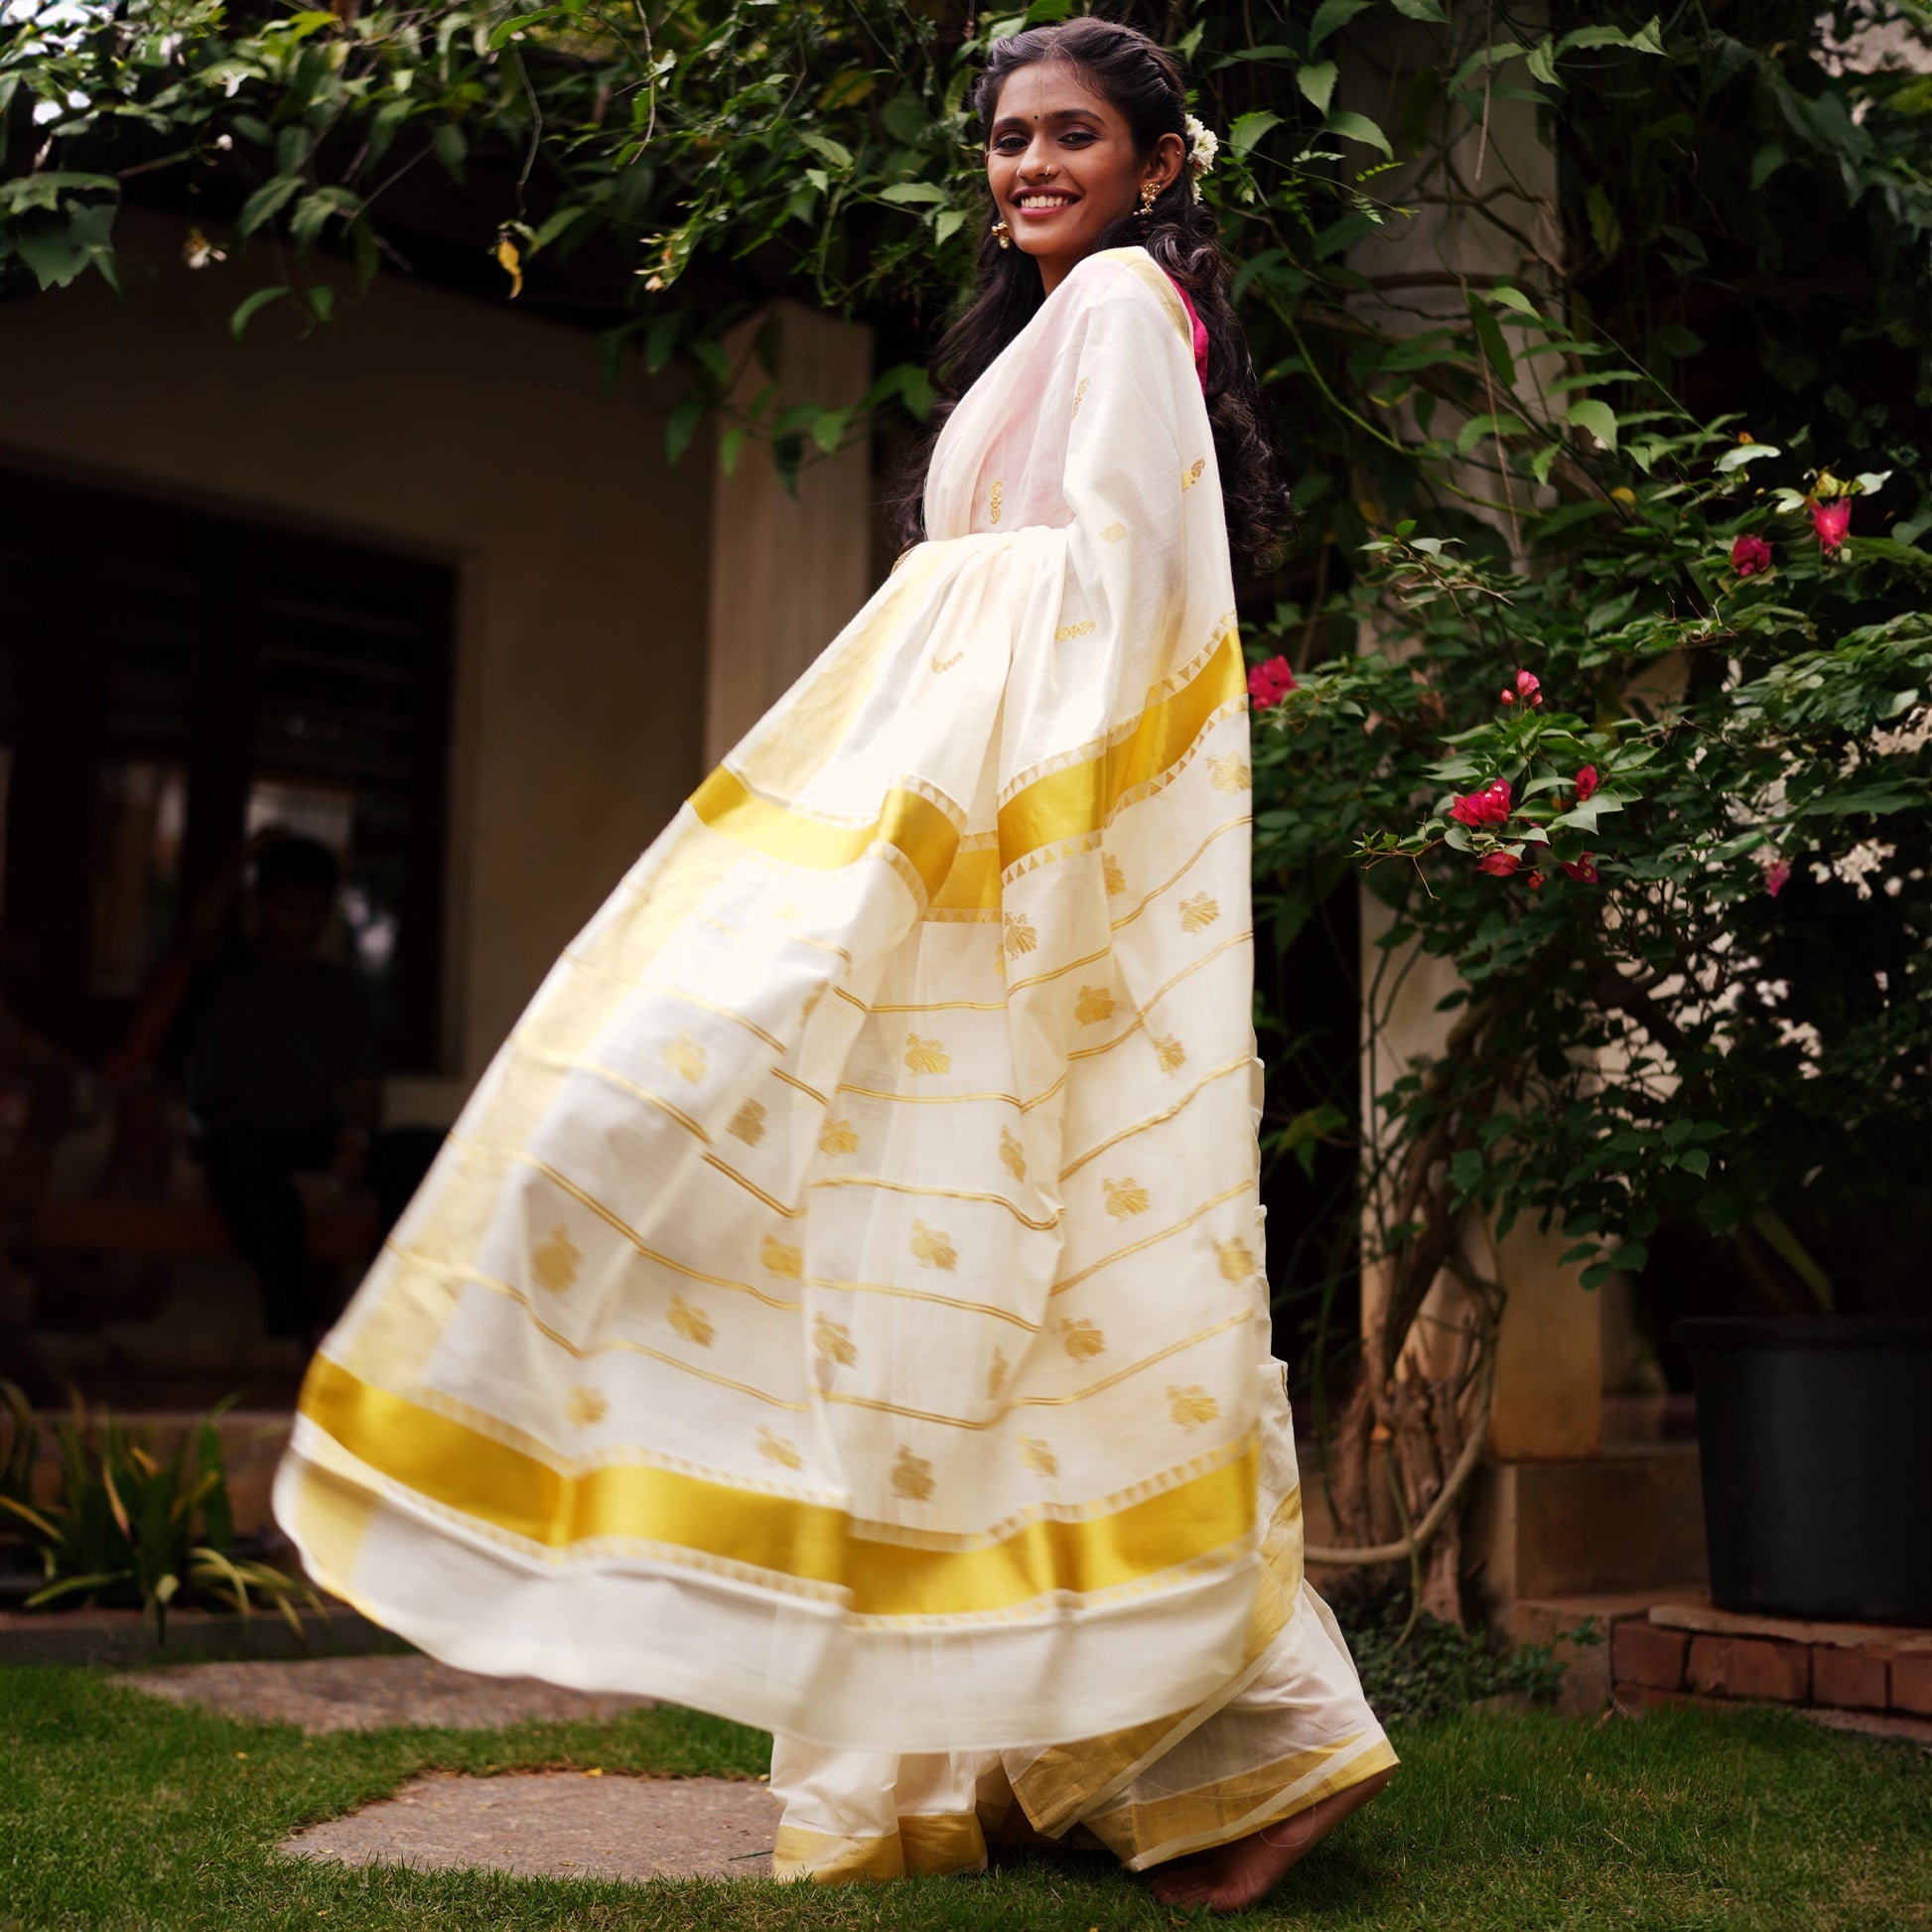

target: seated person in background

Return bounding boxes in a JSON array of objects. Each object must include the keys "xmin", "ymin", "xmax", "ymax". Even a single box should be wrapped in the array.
[{"xmin": 171, "ymin": 835, "xmax": 381, "ymax": 1346}]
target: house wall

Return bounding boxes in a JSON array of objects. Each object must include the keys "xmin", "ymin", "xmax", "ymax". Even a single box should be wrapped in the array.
[{"xmin": 0, "ymin": 211, "xmax": 715, "ymax": 1122}]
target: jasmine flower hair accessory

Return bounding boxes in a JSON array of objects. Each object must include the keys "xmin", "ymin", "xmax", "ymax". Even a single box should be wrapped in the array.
[{"xmin": 1183, "ymin": 114, "xmax": 1218, "ymax": 201}]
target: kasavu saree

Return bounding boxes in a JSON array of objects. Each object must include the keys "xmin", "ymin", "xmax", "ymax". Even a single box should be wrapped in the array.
[{"xmin": 275, "ymin": 249, "xmax": 1392, "ymax": 1806}]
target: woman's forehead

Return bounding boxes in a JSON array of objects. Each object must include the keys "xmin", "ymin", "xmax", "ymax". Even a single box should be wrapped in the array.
[{"xmin": 988, "ymin": 62, "xmax": 1121, "ymax": 129}]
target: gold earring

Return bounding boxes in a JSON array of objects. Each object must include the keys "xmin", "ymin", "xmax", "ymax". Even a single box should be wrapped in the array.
[
  {"xmin": 991, "ymin": 216, "xmax": 1011, "ymax": 249},
  {"xmin": 1138, "ymin": 181, "xmax": 1160, "ymax": 218}
]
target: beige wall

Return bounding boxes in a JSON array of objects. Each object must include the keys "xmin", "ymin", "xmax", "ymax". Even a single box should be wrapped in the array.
[{"xmin": 0, "ymin": 212, "xmax": 713, "ymax": 1121}]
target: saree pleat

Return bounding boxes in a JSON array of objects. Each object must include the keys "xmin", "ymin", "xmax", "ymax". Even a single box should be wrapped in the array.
[{"xmin": 274, "ymin": 248, "xmax": 1382, "ymax": 1774}]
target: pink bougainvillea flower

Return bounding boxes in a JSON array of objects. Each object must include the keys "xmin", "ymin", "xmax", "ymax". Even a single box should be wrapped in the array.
[
  {"xmin": 1515, "ymin": 669, "xmax": 1544, "ymax": 708},
  {"xmin": 1449, "ymin": 778, "xmax": 1512, "ymax": 828},
  {"xmin": 1247, "ymin": 654, "xmax": 1297, "ymax": 706},
  {"xmin": 1526, "ymin": 870, "xmax": 1547, "ymax": 891},
  {"xmin": 1811, "ymin": 498, "xmax": 1852, "ymax": 553},
  {"xmin": 1730, "ymin": 533, "xmax": 1772, "ymax": 577},
  {"xmin": 1763, "ymin": 856, "xmax": 1792, "ymax": 897},
  {"xmin": 1477, "ymin": 849, "xmax": 1522, "ymax": 877},
  {"xmin": 1575, "ymin": 763, "xmax": 1599, "ymax": 804},
  {"xmin": 1499, "ymin": 688, "xmax": 1515, "ymax": 705},
  {"xmin": 1562, "ymin": 852, "xmax": 1599, "ymax": 884}
]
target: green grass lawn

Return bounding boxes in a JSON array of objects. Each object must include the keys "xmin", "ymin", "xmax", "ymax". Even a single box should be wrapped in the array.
[{"xmin": 3, "ymin": 1663, "xmax": 1928, "ymax": 1930}]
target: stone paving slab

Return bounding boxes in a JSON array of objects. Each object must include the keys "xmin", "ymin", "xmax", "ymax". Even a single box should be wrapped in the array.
[
  {"xmin": 116, "ymin": 1653, "xmax": 655, "ymax": 1733},
  {"xmin": 283, "ymin": 1772, "xmax": 782, "ymax": 1881}
]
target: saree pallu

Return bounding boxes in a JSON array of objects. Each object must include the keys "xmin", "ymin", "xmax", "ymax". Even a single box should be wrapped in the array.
[{"xmin": 275, "ymin": 247, "xmax": 1376, "ymax": 1762}]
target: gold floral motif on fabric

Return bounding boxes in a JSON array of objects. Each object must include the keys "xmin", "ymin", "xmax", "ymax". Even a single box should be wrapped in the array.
[
  {"xmin": 531, "ymin": 1225, "xmax": 582, "ymax": 1296},
  {"xmin": 989, "ymin": 480, "xmax": 1004, "ymax": 525},
  {"xmin": 1074, "ymin": 985, "xmax": 1118, "ymax": 1026},
  {"xmin": 566, "ymin": 1385, "xmax": 608, "ymax": 1427},
  {"xmin": 1101, "ymin": 520, "xmax": 1127, "ymax": 543},
  {"xmin": 1003, "ymin": 912, "xmax": 1037, "ymax": 959},
  {"xmin": 758, "ymin": 1427, "xmax": 805, "ymax": 1469},
  {"xmin": 801, "ymin": 987, "xmax": 826, "ymax": 1026},
  {"xmin": 931, "ymin": 650, "xmax": 964, "ymax": 674},
  {"xmin": 1153, "ymin": 1033, "xmax": 1187, "ymax": 1074},
  {"xmin": 1102, "ymin": 1177, "xmax": 1151, "ymax": 1219},
  {"xmin": 1072, "ymin": 374, "xmax": 1090, "ymax": 416},
  {"xmin": 1019, "ymin": 1434, "xmax": 1058, "ymax": 1475},
  {"xmin": 762, "ymin": 1234, "xmax": 804, "ymax": 1280},
  {"xmin": 1169, "ymin": 1384, "xmax": 1220, "ymax": 1428},
  {"xmin": 814, "ymin": 1313, "xmax": 859, "ymax": 1367},
  {"xmin": 910, "ymin": 1220, "xmax": 958, "ymax": 1272},
  {"xmin": 665, "ymin": 1032, "xmax": 708, "ymax": 1084},
  {"xmin": 1179, "ymin": 893, "xmax": 1220, "ymax": 934},
  {"xmin": 1207, "ymin": 754, "xmax": 1252, "ymax": 792},
  {"xmin": 818, "ymin": 1117, "xmax": 860, "ymax": 1156},
  {"xmin": 1054, "ymin": 621, "xmax": 1096, "ymax": 642},
  {"xmin": 1214, "ymin": 1238, "xmax": 1257, "ymax": 1285},
  {"xmin": 999, "ymin": 1126, "xmax": 1028, "ymax": 1181},
  {"xmin": 892, "ymin": 1445, "xmax": 936, "ymax": 1502},
  {"xmin": 1102, "ymin": 853, "xmax": 1127, "ymax": 896},
  {"xmin": 903, "ymin": 1034, "xmax": 952, "ymax": 1074},
  {"xmin": 729, "ymin": 1099, "xmax": 767, "ymax": 1147},
  {"xmin": 987, "ymin": 1345, "xmax": 1010, "ymax": 1398},
  {"xmin": 1181, "ymin": 458, "xmax": 1205, "ymax": 490},
  {"xmin": 668, "ymin": 1294, "xmax": 715, "ymax": 1347},
  {"xmin": 1059, "ymin": 1317, "xmax": 1106, "ymax": 1361}
]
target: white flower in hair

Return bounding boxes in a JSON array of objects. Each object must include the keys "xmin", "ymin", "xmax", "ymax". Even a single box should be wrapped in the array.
[{"xmin": 1183, "ymin": 114, "xmax": 1218, "ymax": 202}]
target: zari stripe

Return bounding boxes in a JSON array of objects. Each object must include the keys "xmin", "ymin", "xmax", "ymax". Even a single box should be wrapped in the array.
[
  {"xmin": 1059, "ymin": 1054, "xmax": 1253, "ymax": 1180},
  {"xmin": 691, "ymin": 768, "xmax": 963, "ymax": 902},
  {"xmin": 996, "ymin": 629, "xmax": 1244, "ymax": 873},
  {"xmin": 689, "ymin": 629, "xmax": 1243, "ymax": 920},
  {"xmin": 297, "ymin": 1354, "xmax": 1257, "ymax": 1616}
]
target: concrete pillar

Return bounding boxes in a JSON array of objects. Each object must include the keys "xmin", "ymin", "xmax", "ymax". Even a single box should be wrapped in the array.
[
  {"xmin": 1340, "ymin": 7, "xmax": 1601, "ymax": 1462},
  {"xmin": 704, "ymin": 302, "xmax": 875, "ymax": 768}
]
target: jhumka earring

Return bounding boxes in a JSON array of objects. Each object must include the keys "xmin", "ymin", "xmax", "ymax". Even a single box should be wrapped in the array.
[
  {"xmin": 1138, "ymin": 180, "xmax": 1160, "ymax": 221},
  {"xmin": 991, "ymin": 215, "xmax": 1012, "ymax": 249}
]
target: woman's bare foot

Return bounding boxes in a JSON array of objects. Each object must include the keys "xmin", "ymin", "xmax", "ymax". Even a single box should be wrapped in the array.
[{"xmin": 1147, "ymin": 1765, "xmax": 1391, "ymax": 1914}]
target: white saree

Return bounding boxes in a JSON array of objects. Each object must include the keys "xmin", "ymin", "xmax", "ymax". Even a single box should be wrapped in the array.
[{"xmin": 275, "ymin": 245, "xmax": 1390, "ymax": 1867}]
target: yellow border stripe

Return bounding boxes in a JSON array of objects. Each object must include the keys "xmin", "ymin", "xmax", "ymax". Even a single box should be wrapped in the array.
[
  {"xmin": 996, "ymin": 630, "xmax": 1244, "ymax": 873},
  {"xmin": 299, "ymin": 1355, "xmax": 1257, "ymax": 1617},
  {"xmin": 691, "ymin": 769, "xmax": 962, "ymax": 901}
]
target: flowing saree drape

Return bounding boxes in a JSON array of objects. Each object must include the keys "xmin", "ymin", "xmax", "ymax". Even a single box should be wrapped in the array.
[{"xmin": 276, "ymin": 251, "xmax": 1389, "ymax": 1813}]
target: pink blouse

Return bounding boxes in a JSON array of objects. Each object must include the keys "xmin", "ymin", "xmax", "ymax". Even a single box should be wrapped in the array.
[{"xmin": 1167, "ymin": 275, "xmax": 1210, "ymax": 392}]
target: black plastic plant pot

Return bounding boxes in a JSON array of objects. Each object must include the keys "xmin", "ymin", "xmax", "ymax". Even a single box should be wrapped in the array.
[{"xmin": 1674, "ymin": 1317, "xmax": 1932, "ymax": 1627}]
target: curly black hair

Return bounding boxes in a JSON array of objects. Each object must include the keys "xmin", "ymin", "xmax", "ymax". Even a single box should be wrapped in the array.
[{"xmin": 888, "ymin": 17, "xmax": 1294, "ymax": 572}]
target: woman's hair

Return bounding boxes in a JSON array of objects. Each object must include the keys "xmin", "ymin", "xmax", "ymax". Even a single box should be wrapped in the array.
[{"xmin": 887, "ymin": 17, "xmax": 1294, "ymax": 571}]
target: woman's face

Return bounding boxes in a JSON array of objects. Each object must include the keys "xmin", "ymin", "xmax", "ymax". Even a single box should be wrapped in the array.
[{"xmin": 985, "ymin": 62, "xmax": 1183, "ymax": 296}]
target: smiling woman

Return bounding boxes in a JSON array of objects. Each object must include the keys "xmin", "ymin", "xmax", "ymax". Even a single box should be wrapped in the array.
[{"xmin": 274, "ymin": 14, "xmax": 1387, "ymax": 1921}]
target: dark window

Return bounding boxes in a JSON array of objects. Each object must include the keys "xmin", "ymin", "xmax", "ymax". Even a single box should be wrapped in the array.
[{"xmin": 0, "ymin": 468, "xmax": 454, "ymax": 1072}]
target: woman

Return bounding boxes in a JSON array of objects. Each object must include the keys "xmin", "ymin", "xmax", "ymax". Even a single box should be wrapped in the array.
[{"xmin": 275, "ymin": 17, "xmax": 1391, "ymax": 1914}]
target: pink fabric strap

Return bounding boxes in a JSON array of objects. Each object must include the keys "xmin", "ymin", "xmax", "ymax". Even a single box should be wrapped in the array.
[{"xmin": 1166, "ymin": 274, "xmax": 1210, "ymax": 392}]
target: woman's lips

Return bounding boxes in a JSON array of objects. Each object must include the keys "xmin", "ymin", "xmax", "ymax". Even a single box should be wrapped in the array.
[{"xmin": 1012, "ymin": 195, "xmax": 1080, "ymax": 221}]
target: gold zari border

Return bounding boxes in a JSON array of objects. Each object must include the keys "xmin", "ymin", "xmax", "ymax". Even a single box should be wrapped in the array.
[{"xmin": 297, "ymin": 1355, "xmax": 1258, "ymax": 1618}]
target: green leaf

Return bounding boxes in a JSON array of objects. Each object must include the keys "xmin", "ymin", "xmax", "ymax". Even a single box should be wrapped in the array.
[
  {"xmin": 1229, "ymin": 109, "xmax": 1283, "ymax": 155},
  {"xmin": 1566, "ymin": 398, "xmax": 1618, "ymax": 450},
  {"xmin": 1308, "ymin": 0, "xmax": 1373, "ymax": 50},
  {"xmin": 486, "ymin": 8, "xmax": 559, "ymax": 51},
  {"xmin": 878, "ymin": 181, "xmax": 946, "ymax": 206},
  {"xmin": 1454, "ymin": 410, "xmax": 1528, "ymax": 457},
  {"xmin": 1526, "ymin": 39, "xmax": 1561, "ymax": 85},
  {"xmin": 642, "ymin": 309, "xmax": 680, "ymax": 374},
  {"xmin": 1489, "ymin": 284, "xmax": 1543, "ymax": 319},
  {"xmin": 1586, "ymin": 183, "xmax": 1620, "ymax": 259},
  {"xmin": 664, "ymin": 390, "xmax": 705, "ymax": 466},
  {"xmin": 1714, "ymin": 441, "xmax": 1781, "ymax": 473},
  {"xmin": 228, "ymin": 284, "xmax": 290, "ymax": 341},
  {"xmin": 1466, "ymin": 291, "xmax": 1516, "ymax": 389},
  {"xmin": 1388, "ymin": 0, "xmax": 1449, "ymax": 17},
  {"xmin": 432, "ymin": 121, "xmax": 467, "ymax": 182},
  {"xmin": 720, "ymin": 424, "xmax": 748, "ymax": 480},
  {"xmin": 235, "ymin": 174, "xmax": 301, "ymax": 238},
  {"xmin": 811, "ymin": 407, "xmax": 849, "ymax": 456},
  {"xmin": 1296, "ymin": 63, "xmax": 1337, "ymax": 115},
  {"xmin": 306, "ymin": 283, "xmax": 334, "ymax": 325},
  {"xmin": 1750, "ymin": 141, "xmax": 1788, "ymax": 190},
  {"xmin": 798, "ymin": 131, "xmax": 854, "ymax": 172},
  {"xmin": 1323, "ymin": 109, "xmax": 1393, "ymax": 158},
  {"xmin": 934, "ymin": 208, "xmax": 965, "ymax": 245}
]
